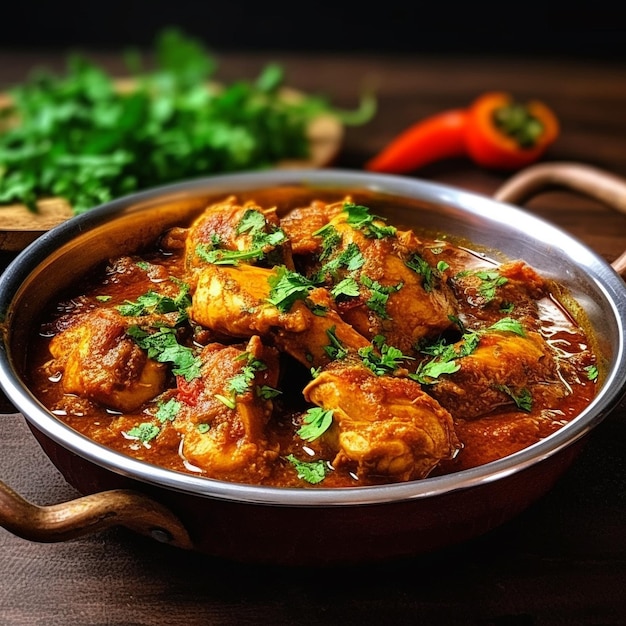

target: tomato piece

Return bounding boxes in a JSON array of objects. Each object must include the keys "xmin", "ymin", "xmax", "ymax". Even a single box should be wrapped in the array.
[{"xmin": 176, "ymin": 375, "xmax": 203, "ymax": 405}]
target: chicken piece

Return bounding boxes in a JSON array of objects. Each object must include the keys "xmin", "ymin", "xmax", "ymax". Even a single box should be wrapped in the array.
[
  {"xmin": 173, "ymin": 336, "xmax": 280, "ymax": 480},
  {"xmin": 299, "ymin": 202, "xmax": 458, "ymax": 354},
  {"xmin": 271, "ymin": 286, "xmax": 371, "ymax": 368},
  {"xmin": 303, "ymin": 361, "xmax": 460, "ymax": 482},
  {"xmin": 190, "ymin": 263, "xmax": 311, "ymax": 336},
  {"xmin": 190, "ymin": 263, "xmax": 370, "ymax": 368},
  {"xmin": 450, "ymin": 260, "xmax": 548, "ymax": 330},
  {"xmin": 280, "ymin": 198, "xmax": 347, "ymax": 256},
  {"xmin": 48, "ymin": 309, "xmax": 168, "ymax": 412},
  {"xmin": 184, "ymin": 196, "xmax": 293, "ymax": 275},
  {"xmin": 425, "ymin": 329, "xmax": 568, "ymax": 420}
]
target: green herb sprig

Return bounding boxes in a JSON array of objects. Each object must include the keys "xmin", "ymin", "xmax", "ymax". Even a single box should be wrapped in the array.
[{"xmin": 0, "ymin": 29, "xmax": 375, "ymax": 214}]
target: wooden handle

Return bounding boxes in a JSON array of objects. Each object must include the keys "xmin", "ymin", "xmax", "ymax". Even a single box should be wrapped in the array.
[
  {"xmin": 494, "ymin": 162, "xmax": 626, "ymax": 278},
  {"xmin": 0, "ymin": 479, "xmax": 193, "ymax": 549}
]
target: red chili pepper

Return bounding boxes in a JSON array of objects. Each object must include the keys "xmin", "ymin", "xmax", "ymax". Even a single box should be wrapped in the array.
[
  {"xmin": 364, "ymin": 108, "xmax": 468, "ymax": 174},
  {"xmin": 365, "ymin": 92, "xmax": 559, "ymax": 174},
  {"xmin": 464, "ymin": 91, "xmax": 560, "ymax": 170}
]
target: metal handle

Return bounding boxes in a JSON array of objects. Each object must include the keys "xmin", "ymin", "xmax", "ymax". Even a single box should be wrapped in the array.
[
  {"xmin": 0, "ymin": 479, "xmax": 193, "ymax": 549},
  {"xmin": 494, "ymin": 162, "xmax": 626, "ymax": 278}
]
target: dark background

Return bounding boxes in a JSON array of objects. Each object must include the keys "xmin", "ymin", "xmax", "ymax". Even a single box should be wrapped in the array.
[{"xmin": 4, "ymin": 2, "xmax": 626, "ymax": 61}]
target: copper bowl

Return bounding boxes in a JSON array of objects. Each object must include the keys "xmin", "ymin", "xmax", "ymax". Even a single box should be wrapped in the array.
[{"xmin": 1, "ymin": 163, "xmax": 625, "ymax": 565}]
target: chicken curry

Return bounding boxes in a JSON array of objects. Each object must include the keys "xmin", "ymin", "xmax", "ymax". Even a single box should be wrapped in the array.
[{"xmin": 26, "ymin": 194, "xmax": 598, "ymax": 488}]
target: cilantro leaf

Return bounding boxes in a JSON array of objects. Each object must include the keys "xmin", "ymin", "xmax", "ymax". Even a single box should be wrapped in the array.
[
  {"xmin": 406, "ymin": 253, "xmax": 440, "ymax": 292},
  {"xmin": 228, "ymin": 352, "xmax": 268, "ymax": 395},
  {"xmin": 358, "ymin": 336, "xmax": 413, "ymax": 376},
  {"xmin": 297, "ymin": 407, "xmax": 334, "ymax": 442},
  {"xmin": 360, "ymin": 275, "xmax": 403, "ymax": 319},
  {"xmin": 496, "ymin": 385, "xmax": 533, "ymax": 412},
  {"xmin": 155, "ymin": 398, "xmax": 181, "ymax": 423},
  {"xmin": 585, "ymin": 364, "xmax": 599, "ymax": 382},
  {"xmin": 116, "ymin": 283, "xmax": 191, "ymax": 320},
  {"xmin": 286, "ymin": 454, "xmax": 327, "ymax": 484},
  {"xmin": 475, "ymin": 270, "xmax": 508, "ymax": 302},
  {"xmin": 267, "ymin": 266, "xmax": 315, "ymax": 312},
  {"xmin": 343, "ymin": 203, "xmax": 396, "ymax": 239},
  {"xmin": 324, "ymin": 326, "xmax": 348, "ymax": 361},
  {"xmin": 126, "ymin": 422, "xmax": 160, "ymax": 443},
  {"xmin": 411, "ymin": 358, "xmax": 461, "ymax": 384},
  {"xmin": 330, "ymin": 276, "xmax": 360, "ymax": 300},
  {"xmin": 196, "ymin": 246, "xmax": 261, "ymax": 266},
  {"xmin": 488, "ymin": 317, "xmax": 525, "ymax": 336},
  {"xmin": 126, "ymin": 325, "xmax": 201, "ymax": 381}
]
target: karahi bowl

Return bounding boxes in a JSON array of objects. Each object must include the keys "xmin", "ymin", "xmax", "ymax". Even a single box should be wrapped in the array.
[{"xmin": 0, "ymin": 165, "xmax": 625, "ymax": 565}]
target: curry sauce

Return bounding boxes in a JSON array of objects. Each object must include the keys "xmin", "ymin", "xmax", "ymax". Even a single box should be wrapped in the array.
[{"xmin": 25, "ymin": 195, "xmax": 598, "ymax": 488}]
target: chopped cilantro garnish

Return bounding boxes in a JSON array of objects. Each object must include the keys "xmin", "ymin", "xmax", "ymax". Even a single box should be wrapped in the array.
[
  {"xmin": 297, "ymin": 407, "xmax": 334, "ymax": 442},
  {"xmin": 236, "ymin": 209, "xmax": 267, "ymax": 236},
  {"xmin": 267, "ymin": 266, "xmax": 315, "ymax": 312},
  {"xmin": 126, "ymin": 422, "xmax": 160, "ymax": 443},
  {"xmin": 360, "ymin": 275, "xmax": 403, "ymax": 319},
  {"xmin": 489, "ymin": 317, "xmax": 525, "ymax": 336},
  {"xmin": 343, "ymin": 203, "xmax": 396, "ymax": 239},
  {"xmin": 459, "ymin": 331, "xmax": 481, "ymax": 356},
  {"xmin": 585, "ymin": 364, "xmax": 599, "ymax": 382},
  {"xmin": 257, "ymin": 385, "xmax": 282, "ymax": 400},
  {"xmin": 475, "ymin": 270, "xmax": 508, "ymax": 302},
  {"xmin": 496, "ymin": 385, "xmax": 533, "ymax": 412},
  {"xmin": 310, "ymin": 366, "xmax": 322, "ymax": 378},
  {"xmin": 324, "ymin": 326, "xmax": 348, "ymax": 361},
  {"xmin": 155, "ymin": 397, "xmax": 181, "ymax": 422},
  {"xmin": 313, "ymin": 241, "xmax": 365, "ymax": 284},
  {"xmin": 195, "ymin": 243, "xmax": 266, "ymax": 266},
  {"xmin": 126, "ymin": 325, "xmax": 201, "ymax": 381},
  {"xmin": 117, "ymin": 283, "xmax": 191, "ymax": 320},
  {"xmin": 330, "ymin": 276, "xmax": 360, "ymax": 300},
  {"xmin": 215, "ymin": 352, "xmax": 279, "ymax": 408},
  {"xmin": 359, "ymin": 336, "xmax": 413, "ymax": 376},
  {"xmin": 412, "ymin": 318, "xmax": 528, "ymax": 385},
  {"xmin": 286, "ymin": 454, "xmax": 327, "ymax": 484},
  {"xmin": 228, "ymin": 352, "xmax": 267, "ymax": 395},
  {"xmin": 411, "ymin": 358, "xmax": 461, "ymax": 384},
  {"xmin": 236, "ymin": 209, "xmax": 287, "ymax": 249},
  {"xmin": 411, "ymin": 332, "xmax": 474, "ymax": 384},
  {"xmin": 315, "ymin": 224, "xmax": 342, "ymax": 261},
  {"xmin": 406, "ymin": 253, "xmax": 437, "ymax": 292},
  {"xmin": 336, "ymin": 243, "xmax": 365, "ymax": 271}
]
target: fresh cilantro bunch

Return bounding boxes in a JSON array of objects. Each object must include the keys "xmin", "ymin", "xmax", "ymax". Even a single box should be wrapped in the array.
[{"xmin": 0, "ymin": 29, "xmax": 375, "ymax": 214}]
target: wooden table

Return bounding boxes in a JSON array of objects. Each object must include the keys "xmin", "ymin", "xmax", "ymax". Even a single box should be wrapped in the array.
[{"xmin": 1, "ymin": 50, "xmax": 626, "ymax": 625}]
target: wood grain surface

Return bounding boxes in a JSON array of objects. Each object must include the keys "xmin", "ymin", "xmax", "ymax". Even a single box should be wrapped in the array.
[{"xmin": 1, "ymin": 50, "xmax": 625, "ymax": 626}]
